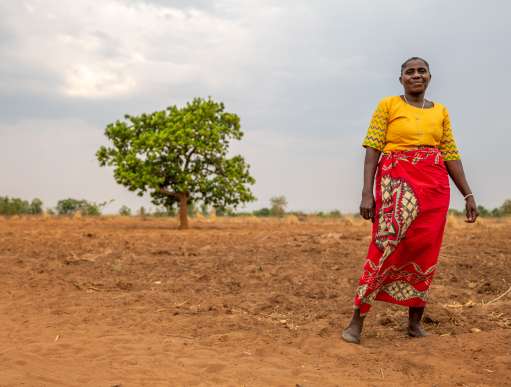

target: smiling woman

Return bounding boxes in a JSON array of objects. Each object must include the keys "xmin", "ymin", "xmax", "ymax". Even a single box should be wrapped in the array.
[{"xmin": 341, "ymin": 57, "xmax": 479, "ymax": 345}]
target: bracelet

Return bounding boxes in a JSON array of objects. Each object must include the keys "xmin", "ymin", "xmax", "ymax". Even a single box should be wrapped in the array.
[{"xmin": 463, "ymin": 193, "xmax": 474, "ymax": 200}]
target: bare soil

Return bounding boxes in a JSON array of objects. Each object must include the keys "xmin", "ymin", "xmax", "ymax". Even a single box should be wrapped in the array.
[{"xmin": 0, "ymin": 215, "xmax": 510, "ymax": 387}]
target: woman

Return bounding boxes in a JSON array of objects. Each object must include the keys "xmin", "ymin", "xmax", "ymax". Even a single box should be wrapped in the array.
[{"xmin": 342, "ymin": 57, "xmax": 479, "ymax": 344}]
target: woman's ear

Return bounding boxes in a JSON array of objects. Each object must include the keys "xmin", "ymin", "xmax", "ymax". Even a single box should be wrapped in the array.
[{"xmin": 399, "ymin": 76, "xmax": 403, "ymax": 85}]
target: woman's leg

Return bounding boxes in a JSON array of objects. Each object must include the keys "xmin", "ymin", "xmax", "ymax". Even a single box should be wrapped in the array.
[
  {"xmin": 408, "ymin": 306, "xmax": 428, "ymax": 337},
  {"xmin": 341, "ymin": 308, "xmax": 365, "ymax": 344}
]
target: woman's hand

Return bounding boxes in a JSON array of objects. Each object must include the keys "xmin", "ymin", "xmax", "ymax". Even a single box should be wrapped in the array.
[
  {"xmin": 360, "ymin": 147, "xmax": 380, "ymax": 222},
  {"xmin": 465, "ymin": 196, "xmax": 479, "ymax": 223},
  {"xmin": 360, "ymin": 192, "xmax": 375, "ymax": 221},
  {"xmin": 444, "ymin": 160, "xmax": 478, "ymax": 224}
]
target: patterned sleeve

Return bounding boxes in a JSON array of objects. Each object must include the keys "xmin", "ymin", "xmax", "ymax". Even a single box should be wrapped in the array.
[
  {"xmin": 438, "ymin": 107, "xmax": 461, "ymax": 161},
  {"xmin": 362, "ymin": 98, "xmax": 389, "ymax": 152}
]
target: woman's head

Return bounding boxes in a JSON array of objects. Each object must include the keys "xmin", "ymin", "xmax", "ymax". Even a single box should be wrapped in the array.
[{"xmin": 399, "ymin": 57, "xmax": 431, "ymax": 95}]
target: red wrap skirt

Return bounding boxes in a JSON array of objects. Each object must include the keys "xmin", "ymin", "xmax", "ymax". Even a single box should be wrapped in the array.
[{"xmin": 354, "ymin": 148, "xmax": 450, "ymax": 315}]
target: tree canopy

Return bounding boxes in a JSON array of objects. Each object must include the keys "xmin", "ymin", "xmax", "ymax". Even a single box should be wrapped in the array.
[
  {"xmin": 270, "ymin": 195, "xmax": 288, "ymax": 217},
  {"xmin": 56, "ymin": 198, "xmax": 103, "ymax": 216},
  {"xmin": 0, "ymin": 196, "xmax": 43, "ymax": 215},
  {"xmin": 96, "ymin": 97, "xmax": 255, "ymax": 228}
]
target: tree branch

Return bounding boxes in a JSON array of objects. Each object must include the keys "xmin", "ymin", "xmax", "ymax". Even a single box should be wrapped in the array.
[
  {"xmin": 159, "ymin": 187, "xmax": 178, "ymax": 197},
  {"xmin": 183, "ymin": 147, "xmax": 197, "ymax": 171}
]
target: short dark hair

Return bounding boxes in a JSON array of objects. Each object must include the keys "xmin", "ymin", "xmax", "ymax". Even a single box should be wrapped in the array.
[{"xmin": 401, "ymin": 57, "xmax": 430, "ymax": 74}]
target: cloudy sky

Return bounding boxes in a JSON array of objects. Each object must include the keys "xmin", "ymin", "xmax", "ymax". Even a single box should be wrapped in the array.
[{"xmin": 0, "ymin": 0, "xmax": 509, "ymax": 213}]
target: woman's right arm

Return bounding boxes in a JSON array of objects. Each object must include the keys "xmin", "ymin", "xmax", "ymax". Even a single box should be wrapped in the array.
[
  {"xmin": 360, "ymin": 98, "xmax": 388, "ymax": 220},
  {"xmin": 360, "ymin": 147, "xmax": 381, "ymax": 221}
]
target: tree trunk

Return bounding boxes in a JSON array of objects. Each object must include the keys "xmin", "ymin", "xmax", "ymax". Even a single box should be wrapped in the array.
[{"xmin": 178, "ymin": 193, "xmax": 189, "ymax": 229}]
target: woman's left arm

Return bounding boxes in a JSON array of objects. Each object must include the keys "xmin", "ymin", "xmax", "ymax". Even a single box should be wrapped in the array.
[{"xmin": 444, "ymin": 160, "xmax": 479, "ymax": 223}]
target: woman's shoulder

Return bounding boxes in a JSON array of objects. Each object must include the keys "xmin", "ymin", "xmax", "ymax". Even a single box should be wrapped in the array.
[
  {"xmin": 430, "ymin": 100, "xmax": 449, "ymax": 114},
  {"xmin": 373, "ymin": 95, "xmax": 401, "ymax": 110},
  {"xmin": 378, "ymin": 95, "xmax": 401, "ymax": 104},
  {"xmin": 430, "ymin": 99, "xmax": 445, "ymax": 107}
]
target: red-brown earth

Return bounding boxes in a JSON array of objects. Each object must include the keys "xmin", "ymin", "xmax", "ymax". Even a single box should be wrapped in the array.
[{"xmin": 0, "ymin": 215, "xmax": 510, "ymax": 386}]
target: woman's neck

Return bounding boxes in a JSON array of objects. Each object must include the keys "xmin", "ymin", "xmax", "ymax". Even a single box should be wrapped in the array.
[{"xmin": 404, "ymin": 92, "xmax": 426, "ymax": 103}]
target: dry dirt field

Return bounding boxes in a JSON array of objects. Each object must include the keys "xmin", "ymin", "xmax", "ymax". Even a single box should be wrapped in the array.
[{"xmin": 0, "ymin": 215, "xmax": 510, "ymax": 387}]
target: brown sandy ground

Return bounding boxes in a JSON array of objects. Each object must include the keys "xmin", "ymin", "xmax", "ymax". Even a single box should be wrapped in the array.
[{"xmin": 0, "ymin": 215, "xmax": 510, "ymax": 387}]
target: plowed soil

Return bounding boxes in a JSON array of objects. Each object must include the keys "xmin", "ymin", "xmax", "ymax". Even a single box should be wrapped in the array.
[{"xmin": 1, "ymin": 216, "xmax": 510, "ymax": 386}]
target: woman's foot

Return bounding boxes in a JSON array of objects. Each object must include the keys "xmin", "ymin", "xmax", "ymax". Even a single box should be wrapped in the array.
[
  {"xmin": 408, "ymin": 306, "xmax": 428, "ymax": 338},
  {"xmin": 341, "ymin": 309, "xmax": 364, "ymax": 344},
  {"xmin": 407, "ymin": 323, "xmax": 429, "ymax": 337},
  {"xmin": 342, "ymin": 325, "xmax": 362, "ymax": 344}
]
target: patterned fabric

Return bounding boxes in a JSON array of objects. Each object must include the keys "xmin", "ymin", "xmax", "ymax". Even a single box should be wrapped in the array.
[
  {"xmin": 353, "ymin": 148, "xmax": 450, "ymax": 315},
  {"xmin": 362, "ymin": 96, "xmax": 461, "ymax": 160},
  {"xmin": 362, "ymin": 100, "xmax": 389, "ymax": 152},
  {"xmin": 438, "ymin": 109, "xmax": 461, "ymax": 161}
]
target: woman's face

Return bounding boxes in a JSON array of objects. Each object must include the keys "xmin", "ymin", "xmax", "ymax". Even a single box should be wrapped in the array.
[{"xmin": 399, "ymin": 59, "xmax": 431, "ymax": 95}]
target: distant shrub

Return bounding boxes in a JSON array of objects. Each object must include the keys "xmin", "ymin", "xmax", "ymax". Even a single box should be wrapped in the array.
[
  {"xmin": 214, "ymin": 207, "xmax": 235, "ymax": 217},
  {"xmin": 477, "ymin": 205, "xmax": 490, "ymax": 217},
  {"xmin": 56, "ymin": 198, "xmax": 105, "ymax": 216},
  {"xmin": 0, "ymin": 196, "xmax": 44, "ymax": 215},
  {"xmin": 138, "ymin": 206, "xmax": 147, "ymax": 218},
  {"xmin": 270, "ymin": 196, "xmax": 287, "ymax": 217},
  {"xmin": 450, "ymin": 198, "xmax": 511, "ymax": 218},
  {"xmin": 153, "ymin": 206, "xmax": 177, "ymax": 217},
  {"xmin": 200, "ymin": 203, "xmax": 209, "ymax": 217},
  {"xmin": 288, "ymin": 211, "xmax": 307, "ymax": 220},
  {"xmin": 500, "ymin": 199, "xmax": 511, "ymax": 215},
  {"xmin": 118, "ymin": 205, "xmax": 132, "ymax": 216},
  {"xmin": 186, "ymin": 201, "xmax": 198, "ymax": 217},
  {"xmin": 448, "ymin": 208, "xmax": 463, "ymax": 216},
  {"xmin": 253, "ymin": 207, "xmax": 271, "ymax": 217},
  {"xmin": 230, "ymin": 211, "xmax": 252, "ymax": 217},
  {"xmin": 30, "ymin": 198, "xmax": 43, "ymax": 214}
]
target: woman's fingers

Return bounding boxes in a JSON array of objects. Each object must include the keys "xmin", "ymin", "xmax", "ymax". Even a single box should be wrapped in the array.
[
  {"xmin": 465, "ymin": 201, "xmax": 479, "ymax": 223},
  {"xmin": 359, "ymin": 206, "xmax": 374, "ymax": 220},
  {"xmin": 360, "ymin": 195, "xmax": 375, "ymax": 220}
]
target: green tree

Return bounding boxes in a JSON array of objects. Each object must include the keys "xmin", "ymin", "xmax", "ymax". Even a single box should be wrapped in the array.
[
  {"xmin": 119, "ymin": 205, "xmax": 132, "ymax": 216},
  {"xmin": 270, "ymin": 195, "xmax": 287, "ymax": 217},
  {"xmin": 214, "ymin": 206, "xmax": 234, "ymax": 217},
  {"xmin": 477, "ymin": 205, "xmax": 490, "ymax": 217},
  {"xmin": 500, "ymin": 199, "xmax": 511, "ymax": 215},
  {"xmin": 138, "ymin": 206, "xmax": 147, "ymax": 218},
  {"xmin": 56, "ymin": 198, "xmax": 105, "ymax": 216},
  {"xmin": 491, "ymin": 208, "xmax": 502, "ymax": 217},
  {"xmin": 328, "ymin": 209, "xmax": 342, "ymax": 217},
  {"xmin": 152, "ymin": 205, "xmax": 177, "ymax": 217},
  {"xmin": 253, "ymin": 207, "xmax": 271, "ymax": 217},
  {"xmin": 448, "ymin": 208, "xmax": 463, "ymax": 216},
  {"xmin": 96, "ymin": 97, "xmax": 256, "ymax": 229},
  {"xmin": 29, "ymin": 198, "xmax": 43, "ymax": 215},
  {"xmin": 11, "ymin": 198, "xmax": 30, "ymax": 214},
  {"xmin": 200, "ymin": 202, "xmax": 209, "ymax": 217},
  {"xmin": 0, "ymin": 196, "xmax": 34, "ymax": 215},
  {"xmin": 187, "ymin": 200, "xmax": 198, "ymax": 218},
  {"xmin": 56, "ymin": 198, "xmax": 83, "ymax": 215}
]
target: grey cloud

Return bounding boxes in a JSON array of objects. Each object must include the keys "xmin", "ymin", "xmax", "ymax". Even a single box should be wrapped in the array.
[
  {"xmin": 121, "ymin": 0, "xmax": 219, "ymax": 12},
  {"xmin": 1, "ymin": 0, "xmax": 510, "ymax": 212}
]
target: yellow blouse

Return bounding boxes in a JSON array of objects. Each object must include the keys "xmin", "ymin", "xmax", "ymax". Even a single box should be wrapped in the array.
[{"xmin": 362, "ymin": 95, "xmax": 461, "ymax": 160}]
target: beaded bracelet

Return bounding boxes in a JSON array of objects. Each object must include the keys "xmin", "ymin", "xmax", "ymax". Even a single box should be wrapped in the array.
[{"xmin": 463, "ymin": 193, "xmax": 474, "ymax": 200}]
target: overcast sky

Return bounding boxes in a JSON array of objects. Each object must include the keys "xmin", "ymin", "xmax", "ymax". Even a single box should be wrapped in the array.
[{"xmin": 1, "ymin": 0, "xmax": 509, "ymax": 213}]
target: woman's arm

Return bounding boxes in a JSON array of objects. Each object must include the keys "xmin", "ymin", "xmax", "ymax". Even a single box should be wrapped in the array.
[
  {"xmin": 444, "ymin": 160, "xmax": 479, "ymax": 223},
  {"xmin": 360, "ymin": 147, "xmax": 381, "ymax": 221}
]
